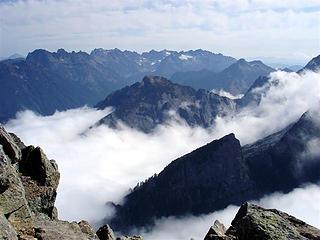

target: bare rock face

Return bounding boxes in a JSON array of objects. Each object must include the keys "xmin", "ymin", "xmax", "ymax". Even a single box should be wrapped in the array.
[
  {"xmin": 0, "ymin": 125, "xmax": 143, "ymax": 240},
  {"xmin": 204, "ymin": 203, "xmax": 320, "ymax": 240},
  {"xmin": 97, "ymin": 224, "xmax": 116, "ymax": 240},
  {"xmin": 0, "ymin": 125, "xmax": 99, "ymax": 239},
  {"xmin": 204, "ymin": 220, "xmax": 229, "ymax": 240},
  {"xmin": 20, "ymin": 146, "xmax": 60, "ymax": 219},
  {"xmin": 96, "ymin": 224, "xmax": 143, "ymax": 240},
  {"xmin": 0, "ymin": 126, "xmax": 22, "ymax": 163}
]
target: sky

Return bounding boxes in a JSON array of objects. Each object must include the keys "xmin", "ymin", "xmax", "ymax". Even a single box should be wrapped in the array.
[{"xmin": 0, "ymin": 0, "xmax": 319, "ymax": 64}]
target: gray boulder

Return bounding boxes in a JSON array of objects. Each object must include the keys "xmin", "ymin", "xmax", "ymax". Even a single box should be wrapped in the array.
[{"xmin": 204, "ymin": 203, "xmax": 320, "ymax": 240}]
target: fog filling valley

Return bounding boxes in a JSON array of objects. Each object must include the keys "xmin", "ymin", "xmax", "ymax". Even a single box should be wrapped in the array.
[{"xmin": 5, "ymin": 70, "xmax": 320, "ymax": 239}]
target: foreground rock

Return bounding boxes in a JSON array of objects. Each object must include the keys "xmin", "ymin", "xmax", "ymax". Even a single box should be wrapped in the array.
[
  {"xmin": 0, "ymin": 125, "xmax": 142, "ymax": 240},
  {"xmin": 204, "ymin": 203, "xmax": 320, "ymax": 240},
  {"xmin": 97, "ymin": 224, "xmax": 143, "ymax": 240}
]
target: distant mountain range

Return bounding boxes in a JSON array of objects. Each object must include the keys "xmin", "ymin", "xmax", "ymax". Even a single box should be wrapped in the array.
[
  {"xmin": 171, "ymin": 58, "xmax": 275, "ymax": 95},
  {"xmin": 95, "ymin": 55, "xmax": 320, "ymax": 133},
  {"xmin": 108, "ymin": 109, "xmax": 320, "ymax": 232},
  {"xmin": 0, "ymin": 48, "xmax": 235, "ymax": 122},
  {"xmin": 0, "ymin": 53, "xmax": 25, "ymax": 61},
  {"xmin": 0, "ymin": 48, "xmax": 318, "ymax": 125}
]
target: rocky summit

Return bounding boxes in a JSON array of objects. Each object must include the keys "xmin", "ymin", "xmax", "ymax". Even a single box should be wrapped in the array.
[
  {"xmin": 0, "ymin": 125, "xmax": 142, "ymax": 240},
  {"xmin": 204, "ymin": 203, "xmax": 320, "ymax": 240},
  {"xmin": 96, "ymin": 76, "xmax": 236, "ymax": 133}
]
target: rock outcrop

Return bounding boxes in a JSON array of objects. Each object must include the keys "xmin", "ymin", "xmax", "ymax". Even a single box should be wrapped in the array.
[
  {"xmin": 96, "ymin": 76, "xmax": 236, "ymax": 133},
  {"xmin": 96, "ymin": 224, "xmax": 143, "ymax": 240},
  {"xmin": 0, "ymin": 125, "xmax": 100, "ymax": 239},
  {"xmin": 0, "ymin": 125, "xmax": 143, "ymax": 240},
  {"xmin": 204, "ymin": 203, "xmax": 320, "ymax": 240}
]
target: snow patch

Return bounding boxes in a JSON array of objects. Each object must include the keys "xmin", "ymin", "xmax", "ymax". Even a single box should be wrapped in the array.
[{"xmin": 179, "ymin": 54, "xmax": 193, "ymax": 61}]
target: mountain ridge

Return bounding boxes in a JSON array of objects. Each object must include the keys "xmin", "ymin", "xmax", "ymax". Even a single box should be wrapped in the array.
[
  {"xmin": 108, "ymin": 109, "xmax": 320, "ymax": 231},
  {"xmin": 96, "ymin": 75, "xmax": 236, "ymax": 133},
  {"xmin": 0, "ymin": 48, "xmax": 236, "ymax": 122},
  {"xmin": 171, "ymin": 58, "xmax": 275, "ymax": 95}
]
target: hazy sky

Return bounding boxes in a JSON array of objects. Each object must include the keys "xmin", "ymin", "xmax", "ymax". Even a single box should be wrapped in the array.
[{"xmin": 0, "ymin": 0, "xmax": 319, "ymax": 64}]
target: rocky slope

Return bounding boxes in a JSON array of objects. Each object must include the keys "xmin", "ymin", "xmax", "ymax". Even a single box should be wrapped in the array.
[
  {"xmin": 238, "ymin": 54, "xmax": 320, "ymax": 108},
  {"xmin": 204, "ymin": 203, "xmax": 320, "ymax": 240},
  {"xmin": 0, "ymin": 125, "xmax": 141, "ymax": 240},
  {"xmin": 171, "ymin": 58, "xmax": 274, "ymax": 95},
  {"xmin": 108, "ymin": 109, "xmax": 320, "ymax": 232},
  {"xmin": 243, "ymin": 110, "xmax": 320, "ymax": 194},
  {"xmin": 109, "ymin": 134, "xmax": 254, "ymax": 231},
  {"xmin": 300, "ymin": 54, "xmax": 320, "ymax": 72},
  {"xmin": 0, "ymin": 48, "xmax": 235, "ymax": 122},
  {"xmin": 96, "ymin": 76, "xmax": 236, "ymax": 133}
]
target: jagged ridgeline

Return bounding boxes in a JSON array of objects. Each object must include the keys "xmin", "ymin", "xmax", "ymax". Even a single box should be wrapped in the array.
[{"xmin": 0, "ymin": 49, "xmax": 236, "ymax": 123}]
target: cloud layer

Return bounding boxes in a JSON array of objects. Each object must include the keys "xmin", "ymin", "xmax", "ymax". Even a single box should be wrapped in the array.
[
  {"xmin": 1, "ymin": 0, "xmax": 319, "ymax": 63},
  {"xmin": 4, "ymin": 70, "xmax": 320, "ymax": 238},
  {"xmin": 5, "ymin": 108, "xmax": 213, "ymax": 223}
]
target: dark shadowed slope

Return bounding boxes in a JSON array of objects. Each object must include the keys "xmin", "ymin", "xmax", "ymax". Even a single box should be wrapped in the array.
[
  {"xmin": 243, "ymin": 110, "xmax": 320, "ymax": 193},
  {"xmin": 95, "ymin": 76, "xmax": 236, "ymax": 133},
  {"xmin": 109, "ymin": 133, "xmax": 254, "ymax": 231},
  {"xmin": 301, "ymin": 54, "xmax": 320, "ymax": 72},
  {"xmin": 108, "ymin": 110, "xmax": 320, "ymax": 232}
]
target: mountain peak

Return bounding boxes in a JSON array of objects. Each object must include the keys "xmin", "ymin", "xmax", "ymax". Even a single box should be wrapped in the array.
[
  {"xmin": 237, "ymin": 58, "xmax": 248, "ymax": 64},
  {"xmin": 26, "ymin": 49, "xmax": 52, "ymax": 62},
  {"xmin": 141, "ymin": 75, "xmax": 169, "ymax": 85},
  {"xmin": 109, "ymin": 133, "xmax": 249, "ymax": 230},
  {"xmin": 303, "ymin": 54, "xmax": 320, "ymax": 72}
]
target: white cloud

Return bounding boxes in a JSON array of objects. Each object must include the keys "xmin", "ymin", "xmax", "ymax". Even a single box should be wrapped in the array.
[
  {"xmin": 211, "ymin": 70, "xmax": 320, "ymax": 144},
  {"xmin": 5, "ymin": 107, "xmax": 213, "ymax": 223},
  {"xmin": 4, "ymin": 70, "xmax": 320, "ymax": 237},
  {"xmin": 0, "ymin": 0, "xmax": 319, "ymax": 63},
  {"xmin": 211, "ymin": 89, "xmax": 244, "ymax": 99}
]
